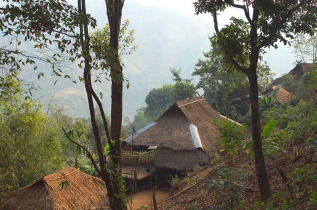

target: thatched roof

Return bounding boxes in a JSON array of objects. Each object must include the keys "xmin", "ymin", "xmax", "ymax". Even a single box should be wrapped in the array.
[
  {"xmin": 266, "ymin": 63, "xmax": 314, "ymax": 92},
  {"xmin": 125, "ymin": 97, "xmax": 222, "ymax": 153},
  {"xmin": 0, "ymin": 168, "xmax": 109, "ymax": 210},
  {"xmin": 123, "ymin": 97, "xmax": 223, "ymax": 170},
  {"xmin": 262, "ymin": 85, "xmax": 294, "ymax": 103}
]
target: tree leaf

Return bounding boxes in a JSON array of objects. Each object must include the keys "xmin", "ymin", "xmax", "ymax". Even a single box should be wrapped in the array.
[{"xmin": 262, "ymin": 119, "xmax": 277, "ymax": 137}]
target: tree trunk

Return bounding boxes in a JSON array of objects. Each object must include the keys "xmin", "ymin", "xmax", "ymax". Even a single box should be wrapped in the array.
[
  {"xmin": 111, "ymin": 63, "xmax": 123, "ymax": 168},
  {"xmin": 105, "ymin": 1, "xmax": 126, "ymax": 209},
  {"xmin": 248, "ymin": 68, "xmax": 271, "ymax": 201}
]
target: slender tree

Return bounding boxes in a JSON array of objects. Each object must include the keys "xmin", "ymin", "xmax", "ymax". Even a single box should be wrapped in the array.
[
  {"xmin": 105, "ymin": 0, "xmax": 125, "ymax": 171},
  {"xmin": 194, "ymin": 0, "xmax": 317, "ymax": 201},
  {"xmin": 71, "ymin": 0, "xmax": 127, "ymax": 209}
]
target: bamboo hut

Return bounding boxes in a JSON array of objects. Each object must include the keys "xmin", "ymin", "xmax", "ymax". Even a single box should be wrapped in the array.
[
  {"xmin": 0, "ymin": 168, "xmax": 109, "ymax": 210},
  {"xmin": 123, "ymin": 97, "xmax": 225, "ymax": 172}
]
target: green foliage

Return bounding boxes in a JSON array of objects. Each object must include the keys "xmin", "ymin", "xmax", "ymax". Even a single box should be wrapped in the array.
[
  {"xmin": 0, "ymin": 76, "xmax": 66, "ymax": 198},
  {"xmin": 210, "ymin": 17, "xmax": 251, "ymax": 68},
  {"xmin": 215, "ymin": 118, "xmax": 246, "ymax": 156},
  {"xmin": 245, "ymin": 125, "xmax": 294, "ymax": 158},
  {"xmin": 205, "ymin": 165, "xmax": 249, "ymax": 209},
  {"xmin": 255, "ymin": 100, "xmax": 317, "ymax": 158},
  {"xmin": 132, "ymin": 108, "xmax": 149, "ymax": 131},
  {"xmin": 259, "ymin": 85, "xmax": 282, "ymax": 112},
  {"xmin": 263, "ymin": 100, "xmax": 316, "ymax": 140},
  {"xmin": 145, "ymin": 69, "xmax": 196, "ymax": 121},
  {"xmin": 90, "ymin": 19, "xmax": 136, "ymax": 81},
  {"xmin": 287, "ymin": 164, "xmax": 317, "ymax": 207},
  {"xmin": 169, "ymin": 175, "xmax": 181, "ymax": 188},
  {"xmin": 58, "ymin": 181, "xmax": 70, "ymax": 190},
  {"xmin": 193, "ymin": 49, "xmax": 274, "ymax": 123},
  {"xmin": 195, "ymin": 0, "xmax": 317, "ymax": 51},
  {"xmin": 139, "ymin": 205, "xmax": 150, "ymax": 210},
  {"xmin": 0, "ymin": 0, "xmax": 96, "ymax": 90},
  {"xmin": 308, "ymin": 135, "xmax": 317, "ymax": 153},
  {"xmin": 292, "ymin": 34, "xmax": 317, "ymax": 63},
  {"xmin": 262, "ymin": 119, "xmax": 277, "ymax": 137},
  {"xmin": 267, "ymin": 164, "xmax": 317, "ymax": 209},
  {"xmin": 193, "ymin": 49, "xmax": 249, "ymax": 122},
  {"xmin": 282, "ymin": 71, "xmax": 316, "ymax": 103}
]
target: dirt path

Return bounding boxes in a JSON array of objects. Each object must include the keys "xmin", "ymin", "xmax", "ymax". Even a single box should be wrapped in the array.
[{"xmin": 127, "ymin": 189, "xmax": 170, "ymax": 210}]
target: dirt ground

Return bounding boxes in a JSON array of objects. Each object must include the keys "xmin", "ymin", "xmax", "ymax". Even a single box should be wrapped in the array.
[
  {"xmin": 126, "ymin": 189, "xmax": 170, "ymax": 210},
  {"xmin": 161, "ymin": 140, "xmax": 316, "ymax": 209}
]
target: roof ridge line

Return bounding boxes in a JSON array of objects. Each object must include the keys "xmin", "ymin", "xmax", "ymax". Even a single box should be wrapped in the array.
[
  {"xmin": 177, "ymin": 98, "xmax": 204, "ymax": 108},
  {"xmin": 45, "ymin": 168, "xmax": 79, "ymax": 183}
]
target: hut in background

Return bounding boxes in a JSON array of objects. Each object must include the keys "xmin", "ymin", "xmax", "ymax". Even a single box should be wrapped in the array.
[
  {"xmin": 262, "ymin": 63, "xmax": 314, "ymax": 103},
  {"xmin": 262, "ymin": 85, "xmax": 294, "ymax": 103},
  {"xmin": 122, "ymin": 97, "xmax": 224, "ymax": 173},
  {"xmin": 0, "ymin": 168, "xmax": 109, "ymax": 210}
]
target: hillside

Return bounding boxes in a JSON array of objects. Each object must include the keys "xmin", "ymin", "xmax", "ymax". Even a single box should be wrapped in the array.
[{"xmin": 161, "ymin": 138, "xmax": 316, "ymax": 209}]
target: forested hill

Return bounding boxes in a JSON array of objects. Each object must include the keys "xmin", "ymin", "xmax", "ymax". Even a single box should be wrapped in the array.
[
  {"xmin": 18, "ymin": 0, "xmax": 296, "ymax": 119},
  {"xmin": 19, "ymin": 1, "xmax": 211, "ymax": 119}
]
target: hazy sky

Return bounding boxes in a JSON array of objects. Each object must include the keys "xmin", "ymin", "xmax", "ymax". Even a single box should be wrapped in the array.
[
  {"xmin": 74, "ymin": 0, "xmax": 297, "ymax": 76},
  {"xmin": 61, "ymin": 0, "xmax": 298, "ymax": 118}
]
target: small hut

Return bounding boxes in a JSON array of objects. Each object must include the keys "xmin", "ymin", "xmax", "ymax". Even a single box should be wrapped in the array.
[
  {"xmin": 262, "ymin": 85, "xmax": 294, "ymax": 103},
  {"xmin": 262, "ymin": 63, "xmax": 314, "ymax": 103},
  {"xmin": 122, "ymin": 97, "xmax": 224, "ymax": 172},
  {"xmin": 0, "ymin": 168, "xmax": 109, "ymax": 210}
]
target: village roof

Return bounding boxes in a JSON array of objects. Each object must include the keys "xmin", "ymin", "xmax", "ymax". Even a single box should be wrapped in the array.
[
  {"xmin": 262, "ymin": 85, "xmax": 294, "ymax": 103},
  {"xmin": 0, "ymin": 168, "xmax": 109, "ymax": 210},
  {"xmin": 124, "ymin": 97, "xmax": 223, "ymax": 155},
  {"xmin": 266, "ymin": 63, "xmax": 314, "ymax": 91}
]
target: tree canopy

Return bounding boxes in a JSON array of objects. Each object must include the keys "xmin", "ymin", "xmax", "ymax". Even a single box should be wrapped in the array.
[
  {"xmin": 144, "ymin": 68, "xmax": 196, "ymax": 122},
  {"xmin": 194, "ymin": 0, "xmax": 317, "ymax": 201}
]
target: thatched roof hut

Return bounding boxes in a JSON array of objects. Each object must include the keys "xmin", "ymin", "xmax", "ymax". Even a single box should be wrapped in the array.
[
  {"xmin": 262, "ymin": 63, "xmax": 314, "ymax": 103},
  {"xmin": 123, "ymin": 97, "xmax": 225, "ymax": 171},
  {"xmin": 265, "ymin": 63, "xmax": 314, "ymax": 92},
  {"xmin": 0, "ymin": 168, "xmax": 109, "ymax": 210},
  {"xmin": 262, "ymin": 85, "xmax": 294, "ymax": 103}
]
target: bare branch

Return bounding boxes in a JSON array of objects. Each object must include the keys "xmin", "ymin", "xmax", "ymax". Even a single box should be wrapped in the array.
[
  {"xmin": 62, "ymin": 127, "xmax": 101, "ymax": 175},
  {"xmin": 211, "ymin": 9, "xmax": 219, "ymax": 33},
  {"xmin": 0, "ymin": 48, "xmax": 57, "ymax": 64},
  {"xmin": 229, "ymin": 57, "xmax": 248, "ymax": 75},
  {"xmin": 225, "ymin": 0, "xmax": 254, "ymax": 29},
  {"xmin": 91, "ymin": 88, "xmax": 112, "ymax": 144}
]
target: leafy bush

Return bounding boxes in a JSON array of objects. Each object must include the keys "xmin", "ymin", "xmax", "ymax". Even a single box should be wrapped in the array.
[
  {"xmin": 263, "ymin": 130, "xmax": 294, "ymax": 156},
  {"xmin": 266, "ymin": 164, "xmax": 317, "ymax": 209},
  {"xmin": 204, "ymin": 165, "xmax": 249, "ymax": 209},
  {"xmin": 263, "ymin": 100, "xmax": 314, "ymax": 130},
  {"xmin": 215, "ymin": 118, "xmax": 246, "ymax": 156},
  {"xmin": 262, "ymin": 100, "xmax": 317, "ymax": 146},
  {"xmin": 169, "ymin": 174, "xmax": 181, "ymax": 188}
]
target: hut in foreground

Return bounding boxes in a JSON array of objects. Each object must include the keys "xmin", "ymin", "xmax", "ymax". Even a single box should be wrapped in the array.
[
  {"xmin": 122, "ymin": 97, "xmax": 225, "ymax": 173},
  {"xmin": 0, "ymin": 168, "xmax": 109, "ymax": 210}
]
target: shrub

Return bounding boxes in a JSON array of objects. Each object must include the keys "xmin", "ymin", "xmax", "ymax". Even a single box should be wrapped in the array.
[
  {"xmin": 214, "ymin": 118, "xmax": 246, "ymax": 157},
  {"xmin": 169, "ymin": 174, "xmax": 181, "ymax": 188},
  {"xmin": 266, "ymin": 163, "xmax": 317, "ymax": 209},
  {"xmin": 204, "ymin": 165, "xmax": 249, "ymax": 209}
]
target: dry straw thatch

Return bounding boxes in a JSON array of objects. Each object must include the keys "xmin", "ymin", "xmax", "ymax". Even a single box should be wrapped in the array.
[
  {"xmin": 0, "ymin": 168, "xmax": 109, "ymax": 210},
  {"xmin": 266, "ymin": 63, "xmax": 314, "ymax": 92},
  {"xmin": 124, "ymin": 97, "xmax": 223, "ymax": 171},
  {"xmin": 262, "ymin": 85, "xmax": 294, "ymax": 103}
]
